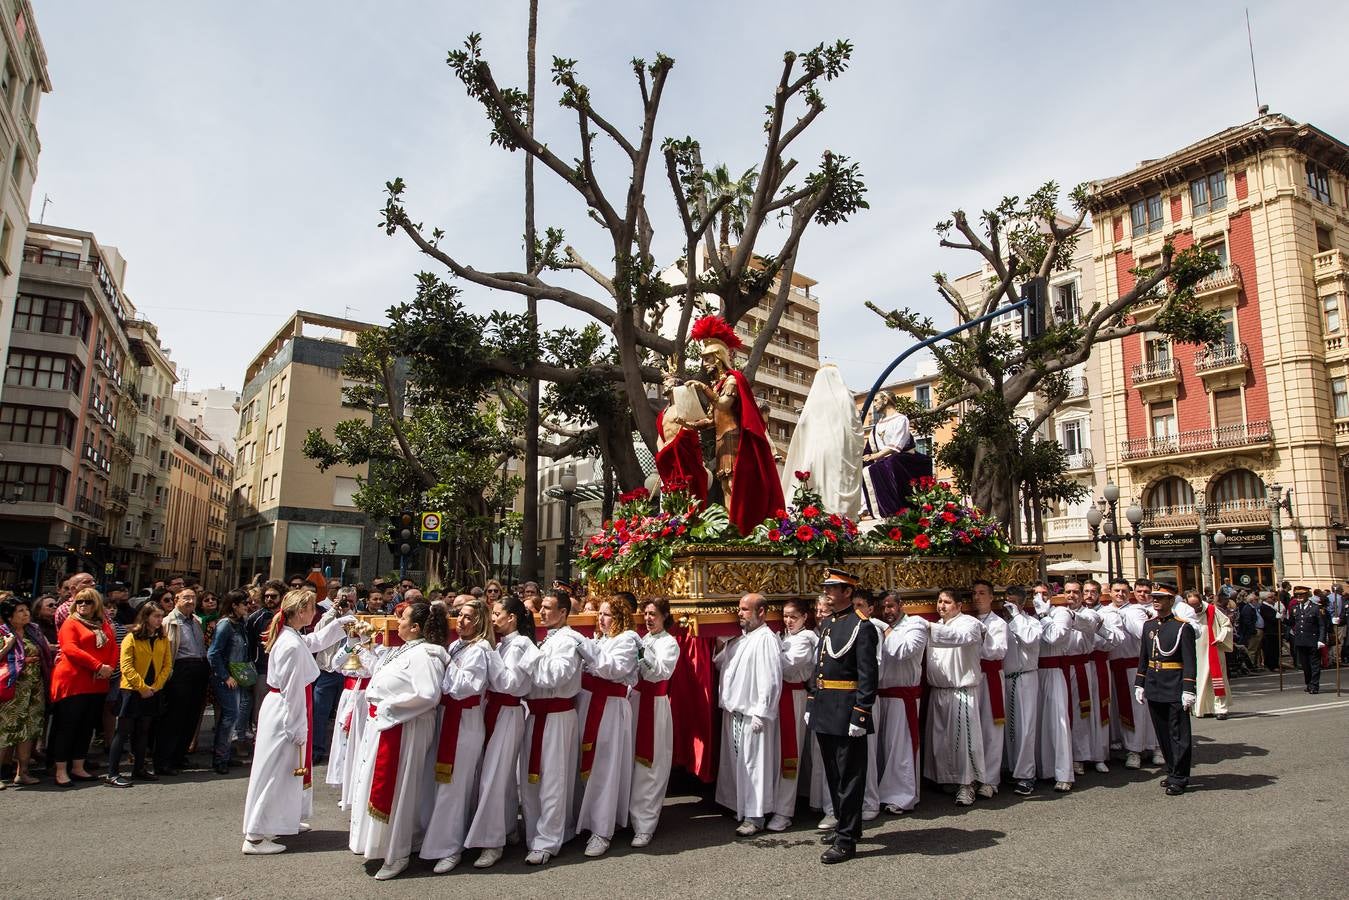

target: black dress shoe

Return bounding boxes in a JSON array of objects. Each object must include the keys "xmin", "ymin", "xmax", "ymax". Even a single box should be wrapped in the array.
[
  {"xmin": 214, "ymin": 764, "xmax": 230, "ymax": 775},
  {"xmin": 819, "ymin": 833, "xmax": 836, "ymax": 845},
  {"xmin": 821, "ymin": 846, "xmax": 855, "ymax": 864},
  {"xmin": 1165, "ymin": 784, "xmax": 1186, "ymax": 796},
  {"xmin": 132, "ymin": 770, "xmax": 159, "ymax": 782}
]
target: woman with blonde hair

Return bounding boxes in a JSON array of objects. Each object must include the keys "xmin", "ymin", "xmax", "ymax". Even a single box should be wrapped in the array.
[
  {"xmin": 573, "ymin": 592, "xmax": 641, "ymax": 857},
  {"xmin": 49, "ymin": 588, "xmax": 118, "ymax": 786},
  {"xmin": 421, "ymin": 597, "xmax": 494, "ymax": 873},
  {"xmin": 240, "ymin": 589, "xmax": 353, "ymax": 855}
]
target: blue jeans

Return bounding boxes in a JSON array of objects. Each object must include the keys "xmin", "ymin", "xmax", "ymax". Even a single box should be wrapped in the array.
[
  {"xmin": 212, "ymin": 676, "xmax": 241, "ymax": 766},
  {"xmin": 310, "ymin": 670, "xmax": 345, "ymax": 760}
]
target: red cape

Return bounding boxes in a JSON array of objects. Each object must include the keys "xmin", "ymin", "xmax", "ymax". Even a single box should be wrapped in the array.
[
  {"xmin": 724, "ymin": 369, "xmax": 785, "ymax": 536},
  {"xmin": 655, "ymin": 409, "xmax": 709, "ymax": 503}
]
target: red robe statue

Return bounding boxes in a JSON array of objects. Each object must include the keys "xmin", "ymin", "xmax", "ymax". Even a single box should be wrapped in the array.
[
  {"xmin": 655, "ymin": 409, "xmax": 709, "ymax": 503},
  {"xmin": 724, "ymin": 370, "xmax": 784, "ymax": 536}
]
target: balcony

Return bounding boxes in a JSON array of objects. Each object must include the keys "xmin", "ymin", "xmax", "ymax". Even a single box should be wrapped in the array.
[
  {"xmin": 1206, "ymin": 497, "xmax": 1271, "ymax": 527},
  {"xmin": 1142, "ymin": 503, "xmax": 1201, "ymax": 530},
  {"xmin": 1064, "ymin": 448, "xmax": 1094, "ymax": 471},
  {"xmin": 1065, "ymin": 376, "xmax": 1089, "ymax": 401},
  {"xmin": 1193, "ymin": 341, "xmax": 1250, "ymax": 391},
  {"xmin": 1314, "ymin": 249, "xmax": 1349, "ymax": 287},
  {"xmin": 1130, "ymin": 357, "xmax": 1180, "ymax": 403},
  {"xmin": 1192, "ymin": 263, "xmax": 1243, "ymax": 303},
  {"xmin": 1043, "ymin": 515, "xmax": 1091, "ymax": 543},
  {"xmin": 1120, "ymin": 420, "xmax": 1272, "ymax": 463},
  {"xmin": 80, "ymin": 442, "xmax": 114, "ymax": 475}
]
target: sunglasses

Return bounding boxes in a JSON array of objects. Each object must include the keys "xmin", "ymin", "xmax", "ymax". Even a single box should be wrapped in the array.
[
  {"xmin": 75, "ymin": 599, "xmax": 95, "ymax": 606},
  {"xmin": 263, "ymin": 592, "xmax": 280, "ymax": 599}
]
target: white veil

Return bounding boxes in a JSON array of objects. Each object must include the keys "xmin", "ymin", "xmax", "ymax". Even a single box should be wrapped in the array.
[{"xmin": 780, "ymin": 364, "xmax": 864, "ymax": 517}]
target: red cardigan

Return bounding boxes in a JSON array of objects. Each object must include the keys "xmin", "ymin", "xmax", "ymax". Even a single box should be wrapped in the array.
[{"xmin": 51, "ymin": 617, "xmax": 119, "ymax": 702}]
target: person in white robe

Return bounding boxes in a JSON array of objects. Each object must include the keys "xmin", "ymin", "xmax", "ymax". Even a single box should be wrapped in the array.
[
  {"xmin": 1000, "ymin": 587, "xmax": 1042, "ymax": 795},
  {"xmin": 1035, "ymin": 591, "xmax": 1075, "ymax": 791},
  {"xmin": 628, "ymin": 598, "xmax": 681, "ymax": 848},
  {"xmin": 1106, "ymin": 579, "xmax": 1160, "ymax": 767},
  {"xmin": 922, "ymin": 589, "xmax": 986, "ymax": 806},
  {"xmin": 573, "ymin": 596, "xmax": 640, "ymax": 858},
  {"xmin": 420, "ymin": 599, "xmax": 492, "ymax": 874},
  {"xmin": 779, "ymin": 364, "xmax": 864, "ymax": 518},
  {"xmin": 464, "ymin": 596, "xmax": 539, "ymax": 869},
  {"xmin": 1062, "ymin": 579, "xmax": 1119, "ymax": 774},
  {"xmin": 970, "ymin": 580, "xmax": 1008, "ymax": 798},
  {"xmin": 1184, "ymin": 590, "xmax": 1233, "ymax": 719},
  {"xmin": 874, "ymin": 590, "xmax": 926, "ymax": 814},
  {"xmin": 241, "ymin": 589, "xmax": 353, "ymax": 855},
  {"xmin": 767, "ymin": 598, "xmax": 819, "ymax": 831},
  {"xmin": 520, "ymin": 590, "xmax": 583, "ymax": 866},
  {"xmin": 325, "ymin": 629, "xmax": 384, "ymax": 810},
  {"xmin": 347, "ymin": 603, "xmax": 450, "ymax": 880},
  {"xmin": 714, "ymin": 593, "xmax": 782, "ymax": 836}
]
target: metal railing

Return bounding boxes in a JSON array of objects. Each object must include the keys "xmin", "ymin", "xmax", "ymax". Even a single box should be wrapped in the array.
[
  {"xmin": 1194, "ymin": 341, "xmax": 1249, "ymax": 372},
  {"xmin": 1193, "ymin": 263, "xmax": 1242, "ymax": 296},
  {"xmin": 1064, "ymin": 448, "xmax": 1094, "ymax": 470},
  {"xmin": 1121, "ymin": 420, "xmax": 1271, "ymax": 461},
  {"xmin": 1131, "ymin": 357, "xmax": 1179, "ymax": 385}
]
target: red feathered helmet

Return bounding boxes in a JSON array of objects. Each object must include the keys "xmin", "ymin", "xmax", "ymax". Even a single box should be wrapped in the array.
[{"xmin": 690, "ymin": 314, "xmax": 744, "ymax": 368}]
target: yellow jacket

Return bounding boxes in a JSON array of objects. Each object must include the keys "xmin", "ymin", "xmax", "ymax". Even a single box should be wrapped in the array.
[{"xmin": 119, "ymin": 632, "xmax": 173, "ymax": 692}]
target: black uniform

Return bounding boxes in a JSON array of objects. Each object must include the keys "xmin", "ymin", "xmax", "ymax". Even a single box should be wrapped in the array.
[
  {"xmin": 1136, "ymin": 613, "xmax": 1197, "ymax": 792},
  {"xmin": 1289, "ymin": 600, "xmax": 1329, "ymax": 692},
  {"xmin": 806, "ymin": 607, "xmax": 878, "ymax": 855}
]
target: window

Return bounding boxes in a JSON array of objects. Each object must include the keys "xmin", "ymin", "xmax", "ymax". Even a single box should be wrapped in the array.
[
  {"xmin": 0, "ymin": 216, "xmax": 11, "ymax": 274},
  {"xmin": 1317, "ymin": 225, "xmax": 1335, "ymax": 253},
  {"xmin": 1203, "ymin": 238, "xmax": 1228, "ymax": 268},
  {"xmin": 1213, "ymin": 388, "xmax": 1243, "ymax": 428},
  {"xmin": 914, "ymin": 384, "xmax": 931, "ymax": 410},
  {"xmin": 12, "ymin": 295, "xmax": 91, "ymax": 340},
  {"xmin": 269, "ymin": 384, "xmax": 278, "ymax": 407},
  {"xmin": 1190, "ymin": 171, "xmax": 1227, "ymax": 216},
  {"xmin": 1054, "ymin": 279, "xmax": 1080, "ymax": 323},
  {"xmin": 9, "ymin": 146, "xmax": 23, "ymax": 186},
  {"xmin": 1307, "ymin": 162, "xmax": 1333, "ymax": 205},
  {"xmin": 1059, "ymin": 419, "xmax": 1084, "ymax": 454},
  {"xmin": 1333, "ymin": 377, "xmax": 1349, "ymax": 419},
  {"xmin": 0, "ymin": 405, "xmax": 74, "ymax": 448},
  {"xmin": 4, "ymin": 351, "xmax": 84, "ymax": 392},
  {"xmin": 1324, "ymin": 295, "xmax": 1342, "ymax": 335},
  {"xmin": 333, "ymin": 476, "xmax": 358, "ymax": 507},
  {"xmin": 0, "ymin": 462, "xmax": 68, "ymax": 504},
  {"xmin": 1149, "ymin": 403, "xmax": 1177, "ymax": 440},
  {"xmin": 1216, "ymin": 308, "xmax": 1236, "ymax": 346},
  {"xmin": 1144, "ymin": 334, "xmax": 1171, "ymax": 363},
  {"xmin": 278, "ymin": 374, "xmax": 286, "ymax": 401},
  {"xmin": 1131, "ymin": 193, "xmax": 1164, "ymax": 237}
]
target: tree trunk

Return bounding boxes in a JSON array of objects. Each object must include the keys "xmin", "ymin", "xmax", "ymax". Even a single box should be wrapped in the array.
[
  {"xmin": 970, "ymin": 441, "xmax": 1016, "ymax": 530},
  {"xmin": 595, "ymin": 408, "xmax": 645, "ymax": 492},
  {"xmin": 519, "ymin": 0, "xmax": 541, "ymax": 582}
]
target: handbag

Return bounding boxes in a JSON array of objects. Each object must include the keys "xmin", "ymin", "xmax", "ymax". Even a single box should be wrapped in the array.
[{"xmin": 228, "ymin": 660, "xmax": 258, "ymax": 687}]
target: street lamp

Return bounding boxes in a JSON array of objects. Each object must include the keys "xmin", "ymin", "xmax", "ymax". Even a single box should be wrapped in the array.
[
  {"xmin": 1212, "ymin": 529, "xmax": 1227, "ymax": 594},
  {"xmin": 560, "ymin": 464, "xmax": 578, "ymax": 586},
  {"xmin": 1085, "ymin": 482, "xmax": 1144, "ymax": 585}
]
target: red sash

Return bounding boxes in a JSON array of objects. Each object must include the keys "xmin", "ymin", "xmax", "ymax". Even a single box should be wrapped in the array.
[
  {"xmin": 579, "ymin": 674, "xmax": 629, "ymax": 779},
  {"xmin": 434, "ymin": 694, "xmax": 482, "ymax": 784},
  {"xmin": 484, "ymin": 690, "xmax": 522, "ymax": 742},
  {"xmin": 778, "ymin": 681, "xmax": 805, "ymax": 778},
  {"xmin": 269, "ymin": 684, "xmax": 314, "ymax": 788},
  {"xmin": 1206, "ymin": 604, "xmax": 1227, "ymax": 698},
  {"xmin": 340, "ymin": 677, "xmax": 369, "ymax": 732},
  {"xmin": 1089, "ymin": 650, "xmax": 1111, "ymax": 726},
  {"xmin": 1064, "ymin": 653, "xmax": 1093, "ymax": 720},
  {"xmin": 877, "ymin": 685, "xmax": 922, "ymax": 756},
  {"xmin": 366, "ymin": 703, "xmax": 402, "ymax": 822},
  {"xmin": 1037, "ymin": 657, "xmax": 1075, "ymax": 731},
  {"xmin": 977, "ymin": 660, "xmax": 1005, "ymax": 725},
  {"xmin": 633, "ymin": 678, "xmax": 670, "ymax": 768},
  {"xmin": 1108, "ymin": 658, "xmax": 1136, "ymax": 730},
  {"xmin": 526, "ymin": 696, "xmax": 576, "ymax": 784}
]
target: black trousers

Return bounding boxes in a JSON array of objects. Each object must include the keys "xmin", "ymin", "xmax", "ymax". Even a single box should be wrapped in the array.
[
  {"xmin": 108, "ymin": 713, "xmax": 155, "ymax": 775},
  {"xmin": 155, "ymin": 658, "xmax": 209, "ymax": 768},
  {"xmin": 48, "ymin": 693, "xmax": 105, "ymax": 765},
  {"xmin": 1295, "ymin": 646, "xmax": 1322, "ymax": 690},
  {"xmin": 1261, "ymin": 630, "xmax": 1281, "ymax": 671},
  {"xmin": 1147, "ymin": 700, "xmax": 1191, "ymax": 787},
  {"xmin": 816, "ymin": 732, "xmax": 868, "ymax": 852}
]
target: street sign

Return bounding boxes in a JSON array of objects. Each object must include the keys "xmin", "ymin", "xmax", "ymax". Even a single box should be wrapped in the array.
[
  {"xmin": 1336, "ymin": 535, "xmax": 1349, "ymax": 551},
  {"xmin": 420, "ymin": 511, "xmax": 442, "ymax": 543}
]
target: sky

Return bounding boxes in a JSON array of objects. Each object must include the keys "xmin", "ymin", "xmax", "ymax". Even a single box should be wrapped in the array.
[{"xmin": 28, "ymin": 0, "xmax": 1349, "ymax": 395}]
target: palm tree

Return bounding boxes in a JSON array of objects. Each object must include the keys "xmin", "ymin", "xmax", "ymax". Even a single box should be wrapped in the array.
[{"xmin": 702, "ymin": 164, "xmax": 758, "ymax": 264}]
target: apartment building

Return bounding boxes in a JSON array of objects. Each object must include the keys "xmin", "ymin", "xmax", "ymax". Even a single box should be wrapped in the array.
[
  {"xmin": 0, "ymin": 2, "xmax": 50, "ymax": 408},
  {"xmin": 736, "ymin": 262, "xmax": 824, "ymax": 450},
  {"xmin": 161, "ymin": 415, "xmax": 233, "ymax": 593},
  {"xmin": 1089, "ymin": 112, "xmax": 1349, "ymax": 590},
  {"xmin": 231, "ymin": 311, "xmax": 377, "ymax": 586}
]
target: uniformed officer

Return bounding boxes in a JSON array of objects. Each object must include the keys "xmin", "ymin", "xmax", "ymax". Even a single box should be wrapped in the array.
[
  {"xmin": 1134, "ymin": 586, "xmax": 1197, "ymax": 796},
  {"xmin": 805, "ymin": 568, "xmax": 878, "ymax": 864}
]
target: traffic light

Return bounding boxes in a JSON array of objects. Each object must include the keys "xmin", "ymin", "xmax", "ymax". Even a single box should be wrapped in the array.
[
  {"xmin": 388, "ymin": 510, "xmax": 419, "ymax": 560},
  {"xmin": 1021, "ymin": 276, "xmax": 1049, "ymax": 339}
]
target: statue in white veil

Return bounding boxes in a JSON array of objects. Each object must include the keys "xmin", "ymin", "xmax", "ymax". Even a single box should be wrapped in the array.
[{"xmin": 780, "ymin": 364, "xmax": 864, "ymax": 518}]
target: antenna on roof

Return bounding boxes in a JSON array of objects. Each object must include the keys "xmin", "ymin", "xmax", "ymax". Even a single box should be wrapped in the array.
[{"xmin": 1245, "ymin": 8, "xmax": 1267, "ymax": 116}]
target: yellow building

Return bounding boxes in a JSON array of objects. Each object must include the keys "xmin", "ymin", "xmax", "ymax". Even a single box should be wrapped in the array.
[{"xmin": 160, "ymin": 416, "xmax": 232, "ymax": 593}]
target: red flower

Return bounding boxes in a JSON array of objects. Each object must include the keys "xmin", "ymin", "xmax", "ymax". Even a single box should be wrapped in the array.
[
  {"xmin": 918, "ymin": 517, "xmax": 931, "ymax": 528},
  {"xmin": 888, "ymin": 527, "xmax": 903, "ymax": 541},
  {"xmin": 913, "ymin": 534, "xmax": 931, "ymax": 550},
  {"xmin": 922, "ymin": 503, "xmax": 934, "ymax": 512},
  {"xmin": 675, "ymin": 524, "xmax": 687, "ymax": 535},
  {"xmin": 601, "ymin": 548, "xmax": 614, "ymax": 559},
  {"xmin": 945, "ymin": 501, "xmax": 956, "ymax": 510},
  {"xmin": 661, "ymin": 526, "xmax": 672, "ymax": 537},
  {"xmin": 828, "ymin": 513, "xmax": 843, "ymax": 527},
  {"xmin": 939, "ymin": 481, "xmax": 950, "ymax": 490},
  {"xmin": 618, "ymin": 487, "xmax": 650, "ymax": 504},
  {"xmin": 768, "ymin": 529, "xmax": 782, "ymax": 542},
  {"xmin": 802, "ymin": 505, "xmax": 820, "ymax": 518},
  {"xmin": 795, "ymin": 525, "xmax": 815, "ymax": 542},
  {"xmin": 941, "ymin": 510, "xmax": 957, "ymax": 524},
  {"xmin": 823, "ymin": 530, "xmax": 837, "ymax": 542},
  {"xmin": 774, "ymin": 508, "xmax": 787, "ymax": 519},
  {"xmin": 897, "ymin": 507, "xmax": 910, "ymax": 517},
  {"xmin": 794, "ymin": 470, "xmax": 811, "ymax": 482}
]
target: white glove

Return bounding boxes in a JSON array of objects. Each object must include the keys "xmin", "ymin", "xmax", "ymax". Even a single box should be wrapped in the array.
[
  {"xmin": 1003, "ymin": 601, "xmax": 1019, "ymax": 617},
  {"xmin": 1333, "ymin": 617, "xmax": 1342, "ymax": 626},
  {"xmin": 287, "ymin": 730, "xmax": 306, "ymax": 748},
  {"xmin": 803, "ymin": 711, "xmax": 811, "ymax": 727},
  {"xmin": 1318, "ymin": 642, "xmax": 1326, "ymax": 650},
  {"xmin": 1181, "ymin": 691, "xmax": 1196, "ymax": 711},
  {"xmin": 334, "ymin": 614, "xmax": 357, "ymax": 628},
  {"xmin": 847, "ymin": 724, "xmax": 865, "ymax": 737},
  {"xmin": 1033, "ymin": 596, "xmax": 1051, "ymax": 617},
  {"xmin": 1134, "ymin": 686, "xmax": 1145, "ymax": 706},
  {"xmin": 749, "ymin": 715, "xmax": 765, "ymax": 735}
]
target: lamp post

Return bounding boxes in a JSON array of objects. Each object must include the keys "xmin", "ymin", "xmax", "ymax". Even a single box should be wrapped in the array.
[
  {"xmin": 1211, "ymin": 529, "xmax": 1227, "ymax": 596},
  {"xmin": 311, "ymin": 537, "xmax": 339, "ymax": 576},
  {"xmin": 559, "ymin": 464, "xmax": 578, "ymax": 586},
  {"xmin": 1085, "ymin": 481, "xmax": 1144, "ymax": 585}
]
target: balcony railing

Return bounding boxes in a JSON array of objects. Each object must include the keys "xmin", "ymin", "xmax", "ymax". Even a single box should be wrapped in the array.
[
  {"xmin": 1043, "ymin": 515, "xmax": 1091, "ymax": 542},
  {"xmin": 1064, "ymin": 448, "xmax": 1094, "ymax": 470},
  {"xmin": 1142, "ymin": 498, "xmax": 1270, "ymax": 529},
  {"xmin": 1193, "ymin": 263, "xmax": 1242, "ymax": 297},
  {"xmin": 1066, "ymin": 376, "xmax": 1089, "ymax": 399},
  {"xmin": 1141, "ymin": 503, "xmax": 1200, "ymax": 529},
  {"xmin": 74, "ymin": 495, "xmax": 92, "ymax": 514},
  {"xmin": 1194, "ymin": 341, "xmax": 1249, "ymax": 373},
  {"xmin": 81, "ymin": 442, "xmax": 113, "ymax": 475},
  {"xmin": 1121, "ymin": 420, "xmax": 1272, "ymax": 461},
  {"xmin": 1131, "ymin": 357, "xmax": 1179, "ymax": 385},
  {"xmin": 1314, "ymin": 249, "xmax": 1348, "ymax": 282}
]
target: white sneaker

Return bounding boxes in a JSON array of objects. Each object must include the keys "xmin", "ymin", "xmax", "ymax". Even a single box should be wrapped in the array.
[
  {"xmin": 766, "ymin": 814, "xmax": 792, "ymax": 832},
  {"xmin": 817, "ymin": 814, "xmax": 838, "ymax": 830},
  {"xmin": 473, "ymin": 847, "xmax": 503, "ymax": 869},
  {"xmin": 242, "ymin": 838, "xmax": 286, "ymax": 855},
  {"xmin": 433, "ymin": 855, "xmax": 461, "ymax": 874},
  {"xmin": 1151, "ymin": 750, "xmax": 1166, "ymax": 767},
  {"xmin": 735, "ymin": 818, "xmax": 763, "ymax": 836},
  {"xmin": 297, "ymin": 822, "xmax": 311, "ymax": 833},
  {"xmin": 977, "ymin": 783, "xmax": 996, "ymax": 799},
  {"xmin": 584, "ymin": 834, "xmax": 610, "ymax": 857},
  {"xmin": 1072, "ymin": 762, "xmax": 1085, "ymax": 776},
  {"xmin": 862, "ymin": 808, "xmax": 879, "ymax": 821},
  {"xmin": 1053, "ymin": 781, "xmax": 1072, "ymax": 792},
  {"xmin": 883, "ymin": 803, "xmax": 905, "ymax": 815},
  {"xmin": 954, "ymin": 785, "xmax": 975, "ymax": 806},
  {"xmin": 1094, "ymin": 762, "xmax": 1110, "ymax": 774},
  {"xmin": 630, "ymin": 832, "xmax": 653, "ymax": 848},
  {"xmin": 525, "ymin": 850, "xmax": 551, "ymax": 866},
  {"xmin": 1124, "ymin": 752, "xmax": 1141, "ymax": 770},
  {"xmin": 374, "ymin": 857, "xmax": 409, "ymax": 881}
]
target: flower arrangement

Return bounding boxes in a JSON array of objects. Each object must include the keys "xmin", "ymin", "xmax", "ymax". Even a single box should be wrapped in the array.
[
  {"xmin": 750, "ymin": 470, "xmax": 861, "ymax": 564},
  {"xmin": 866, "ymin": 476, "xmax": 1009, "ymax": 557},
  {"xmin": 574, "ymin": 478, "xmax": 729, "ymax": 582}
]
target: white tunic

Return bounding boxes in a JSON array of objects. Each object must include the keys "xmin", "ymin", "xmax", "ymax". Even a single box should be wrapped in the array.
[
  {"xmin": 771, "ymin": 628, "xmax": 819, "ymax": 818},
  {"xmin": 241, "ymin": 618, "xmax": 349, "ymax": 838},
  {"xmin": 875, "ymin": 614, "xmax": 926, "ymax": 811},
  {"xmin": 1036, "ymin": 606, "xmax": 1075, "ymax": 783},
  {"xmin": 714, "ymin": 624, "xmax": 782, "ymax": 820},
  {"xmin": 465, "ymin": 631, "xmax": 538, "ymax": 850},
  {"xmin": 348, "ymin": 640, "xmax": 449, "ymax": 862},
  {"xmin": 1002, "ymin": 609, "xmax": 1042, "ymax": 781},
  {"xmin": 975, "ymin": 611, "xmax": 1008, "ymax": 783},
  {"xmin": 628, "ymin": 630, "xmax": 680, "ymax": 836},
  {"xmin": 521, "ymin": 624, "xmax": 583, "ymax": 855},
  {"xmin": 575, "ymin": 630, "xmax": 639, "ymax": 840},
  {"xmin": 1111, "ymin": 603, "xmax": 1157, "ymax": 752},
  {"xmin": 419, "ymin": 639, "xmax": 490, "ymax": 861},
  {"xmin": 325, "ymin": 645, "xmax": 381, "ymax": 809},
  {"xmin": 923, "ymin": 613, "xmax": 986, "ymax": 785},
  {"xmin": 1191, "ymin": 602, "xmax": 1232, "ymax": 718}
]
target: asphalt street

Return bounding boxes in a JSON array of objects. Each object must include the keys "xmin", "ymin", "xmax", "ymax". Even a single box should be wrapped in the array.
[{"xmin": 6, "ymin": 666, "xmax": 1346, "ymax": 900}]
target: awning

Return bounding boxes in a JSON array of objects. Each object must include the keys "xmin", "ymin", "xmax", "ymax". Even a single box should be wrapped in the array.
[{"xmin": 1046, "ymin": 559, "xmax": 1102, "ymax": 574}]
